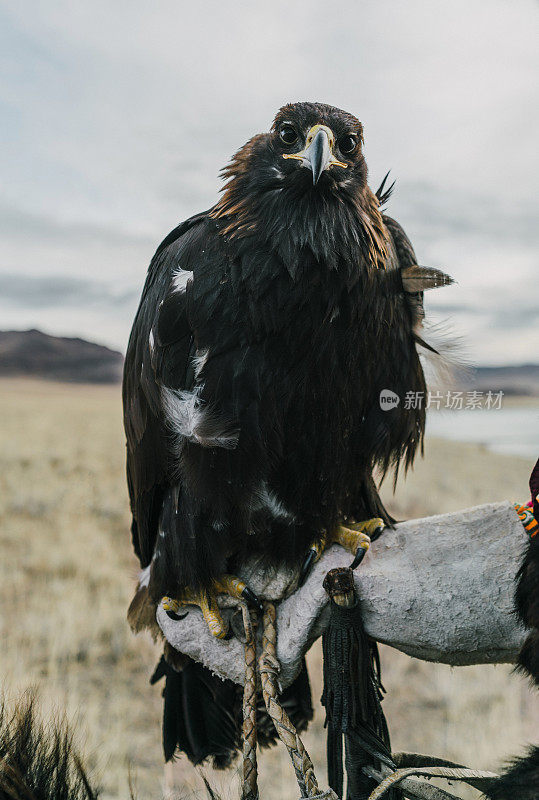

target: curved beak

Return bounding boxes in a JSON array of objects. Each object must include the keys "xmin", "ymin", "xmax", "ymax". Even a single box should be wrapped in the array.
[
  {"xmin": 306, "ymin": 129, "xmax": 332, "ymax": 185},
  {"xmin": 283, "ymin": 124, "xmax": 347, "ymax": 185}
]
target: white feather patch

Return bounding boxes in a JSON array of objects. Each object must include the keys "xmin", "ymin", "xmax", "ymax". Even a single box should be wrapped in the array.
[
  {"xmin": 162, "ymin": 385, "xmax": 203, "ymax": 441},
  {"xmin": 139, "ymin": 565, "xmax": 151, "ymax": 588},
  {"xmin": 193, "ymin": 348, "xmax": 209, "ymax": 379},
  {"xmin": 148, "ymin": 329, "xmax": 156, "ymax": 367},
  {"xmin": 161, "ymin": 385, "xmax": 239, "ymax": 450},
  {"xmin": 172, "ymin": 268, "xmax": 192, "ymax": 294},
  {"xmin": 252, "ymin": 482, "xmax": 296, "ymax": 523}
]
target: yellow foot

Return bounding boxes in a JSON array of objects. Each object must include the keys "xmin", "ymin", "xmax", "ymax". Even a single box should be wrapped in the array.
[
  {"xmin": 162, "ymin": 575, "xmax": 262, "ymax": 640},
  {"xmin": 333, "ymin": 518, "xmax": 384, "ymax": 568},
  {"xmin": 299, "ymin": 517, "xmax": 384, "ymax": 585}
]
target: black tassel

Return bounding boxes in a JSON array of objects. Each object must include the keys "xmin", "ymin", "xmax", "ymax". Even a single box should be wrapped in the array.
[{"xmin": 321, "ymin": 568, "xmax": 399, "ymax": 800}]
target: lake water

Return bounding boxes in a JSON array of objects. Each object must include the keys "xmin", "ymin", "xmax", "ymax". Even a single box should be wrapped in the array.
[{"xmin": 427, "ymin": 405, "xmax": 539, "ymax": 459}]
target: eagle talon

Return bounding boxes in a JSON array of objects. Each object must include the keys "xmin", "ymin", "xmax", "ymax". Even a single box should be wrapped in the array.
[
  {"xmin": 299, "ymin": 535, "xmax": 327, "ymax": 586},
  {"xmin": 332, "ymin": 518, "xmax": 384, "ymax": 562},
  {"xmin": 215, "ymin": 575, "xmax": 262, "ymax": 613},
  {"xmin": 298, "ymin": 519, "xmax": 383, "ymax": 581},
  {"xmin": 162, "ymin": 592, "xmax": 229, "ymax": 639},
  {"xmin": 161, "ymin": 574, "xmax": 261, "ymax": 640},
  {"xmin": 241, "ymin": 586, "xmax": 264, "ymax": 614},
  {"xmin": 162, "ymin": 596, "xmax": 181, "ymax": 614},
  {"xmin": 350, "ymin": 546, "xmax": 367, "ymax": 570},
  {"xmin": 370, "ymin": 521, "xmax": 386, "ymax": 542},
  {"xmin": 299, "ymin": 549, "xmax": 318, "ymax": 587},
  {"xmin": 164, "ymin": 608, "xmax": 188, "ymax": 622}
]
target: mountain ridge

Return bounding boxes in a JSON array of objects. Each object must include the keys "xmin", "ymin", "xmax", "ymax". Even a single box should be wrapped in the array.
[
  {"xmin": 0, "ymin": 329, "xmax": 123, "ymax": 384},
  {"xmin": 0, "ymin": 329, "xmax": 537, "ymax": 393}
]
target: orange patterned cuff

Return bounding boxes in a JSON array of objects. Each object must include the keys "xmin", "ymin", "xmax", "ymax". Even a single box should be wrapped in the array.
[{"xmin": 514, "ymin": 503, "xmax": 539, "ymax": 538}]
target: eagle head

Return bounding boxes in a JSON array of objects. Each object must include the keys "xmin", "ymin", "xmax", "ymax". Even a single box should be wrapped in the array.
[
  {"xmin": 211, "ymin": 102, "xmax": 371, "ymax": 227},
  {"xmin": 271, "ymin": 101, "xmax": 367, "ymax": 190},
  {"xmin": 210, "ymin": 101, "xmax": 384, "ymax": 272}
]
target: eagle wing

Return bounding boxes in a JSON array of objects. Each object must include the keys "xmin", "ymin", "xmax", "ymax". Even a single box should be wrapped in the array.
[{"xmin": 122, "ymin": 212, "xmax": 208, "ymax": 568}]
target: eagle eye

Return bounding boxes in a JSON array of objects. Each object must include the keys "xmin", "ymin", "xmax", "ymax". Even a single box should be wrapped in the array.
[
  {"xmin": 338, "ymin": 134, "xmax": 358, "ymax": 155},
  {"xmin": 279, "ymin": 124, "xmax": 298, "ymax": 145}
]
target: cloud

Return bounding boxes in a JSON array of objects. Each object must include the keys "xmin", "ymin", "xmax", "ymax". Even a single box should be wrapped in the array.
[
  {"xmin": 0, "ymin": 0, "xmax": 537, "ymax": 364},
  {"xmin": 0, "ymin": 272, "xmax": 138, "ymax": 309},
  {"xmin": 388, "ymin": 181, "xmax": 539, "ymax": 248},
  {"xmin": 0, "ymin": 204, "xmax": 153, "ymax": 248}
]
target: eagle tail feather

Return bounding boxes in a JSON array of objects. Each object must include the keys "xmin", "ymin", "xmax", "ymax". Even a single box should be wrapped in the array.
[
  {"xmin": 151, "ymin": 656, "xmax": 240, "ymax": 767},
  {"xmin": 150, "ymin": 655, "xmax": 314, "ymax": 765}
]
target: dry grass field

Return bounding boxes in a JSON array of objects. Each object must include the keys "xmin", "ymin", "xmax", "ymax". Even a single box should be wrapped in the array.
[{"xmin": 0, "ymin": 378, "xmax": 537, "ymax": 799}]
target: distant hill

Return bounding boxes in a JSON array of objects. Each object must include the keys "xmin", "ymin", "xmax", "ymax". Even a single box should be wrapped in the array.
[{"xmin": 0, "ymin": 329, "xmax": 123, "ymax": 384}]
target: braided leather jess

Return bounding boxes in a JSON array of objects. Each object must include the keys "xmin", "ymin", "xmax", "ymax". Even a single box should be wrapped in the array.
[
  {"xmin": 239, "ymin": 601, "xmax": 334, "ymax": 800},
  {"xmin": 259, "ymin": 602, "xmax": 320, "ymax": 798},
  {"xmin": 240, "ymin": 603, "xmax": 258, "ymax": 800}
]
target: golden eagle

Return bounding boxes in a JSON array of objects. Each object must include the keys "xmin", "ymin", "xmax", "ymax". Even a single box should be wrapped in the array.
[{"xmin": 123, "ymin": 102, "xmax": 452, "ymax": 765}]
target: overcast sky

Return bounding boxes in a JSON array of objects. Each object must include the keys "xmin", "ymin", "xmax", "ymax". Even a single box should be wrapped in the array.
[{"xmin": 1, "ymin": 0, "xmax": 537, "ymax": 364}]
